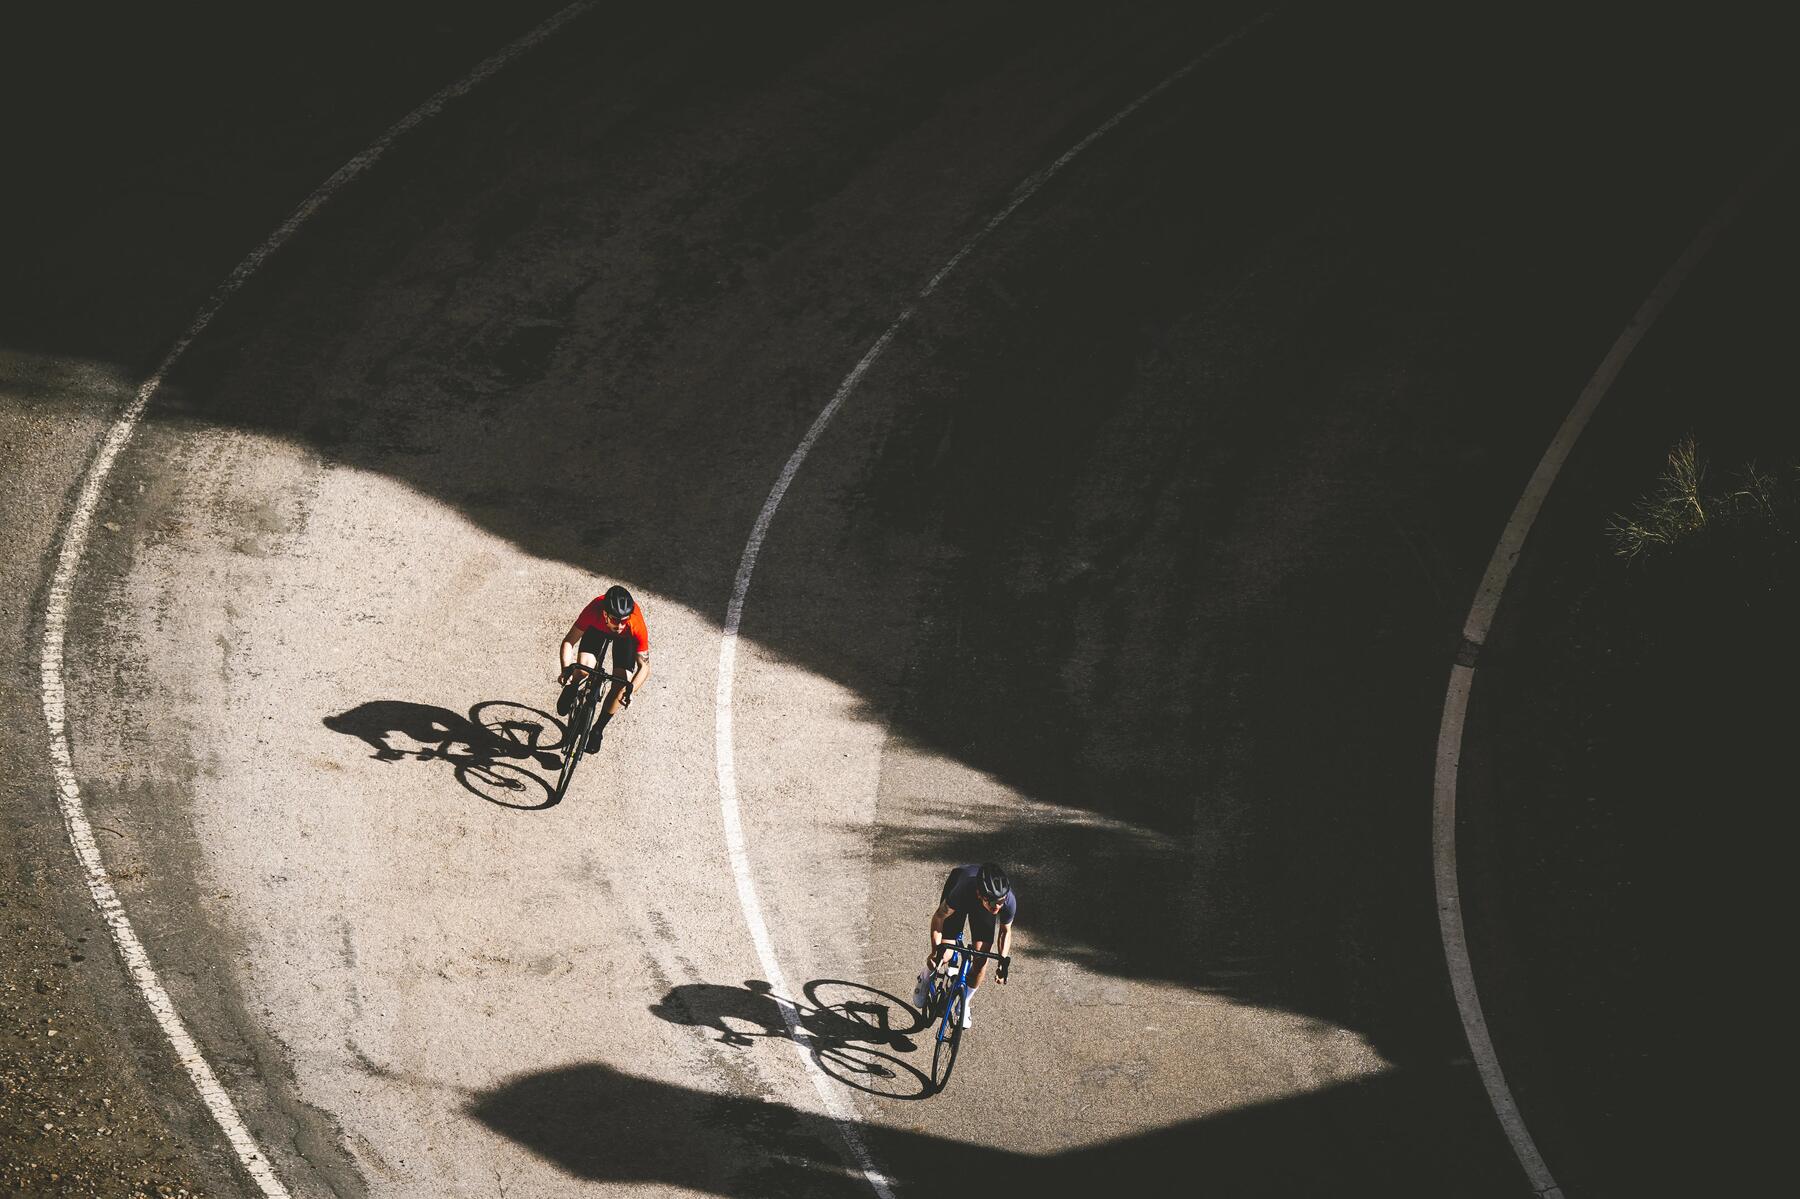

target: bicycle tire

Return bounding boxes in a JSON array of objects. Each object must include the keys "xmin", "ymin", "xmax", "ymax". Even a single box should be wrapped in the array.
[
  {"xmin": 931, "ymin": 999, "xmax": 963, "ymax": 1095},
  {"xmin": 553, "ymin": 692, "xmax": 594, "ymax": 801}
]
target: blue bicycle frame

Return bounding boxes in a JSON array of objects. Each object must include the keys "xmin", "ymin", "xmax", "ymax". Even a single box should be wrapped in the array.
[
  {"xmin": 933, "ymin": 939, "xmax": 971, "ymax": 1043},
  {"xmin": 929, "ymin": 936, "xmax": 1010, "ymax": 1042},
  {"xmin": 924, "ymin": 936, "xmax": 1009, "ymax": 1095}
]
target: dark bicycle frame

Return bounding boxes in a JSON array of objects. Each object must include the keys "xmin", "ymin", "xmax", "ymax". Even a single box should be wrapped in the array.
[
  {"xmin": 923, "ymin": 936, "xmax": 1010, "ymax": 1095},
  {"xmin": 553, "ymin": 663, "xmax": 633, "ymax": 801}
]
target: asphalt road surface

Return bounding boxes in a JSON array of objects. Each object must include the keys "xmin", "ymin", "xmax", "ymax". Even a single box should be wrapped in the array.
[{"xmin": 3, "ymin": 3, "xmax": 1792, "ymax": 1196}]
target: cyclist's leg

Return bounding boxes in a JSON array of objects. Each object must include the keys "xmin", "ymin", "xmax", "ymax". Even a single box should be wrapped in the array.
[
  {"xmin": 560, "ymin": 627, "xmax": 606, "ymax": 714},
  {"xmin": 573, "ymin": 631, "xmax": 637, "ymax": 752},
  {"xmin": 601, "ymin": 637, "xmax": 638, "ymax": 720},
  {"xmin": 911, "ymin": 966, "xmax": 933, "ymax": 1010},
  {"xmin": 576, "ymin": 627, "xmax": 606, "ymax": 674},
  {"xmin": 942, "ymin": 936, "xmax": 977, "ymax": 1029},
  {"xmin": 966, "ymin": 909, "xmax": 998, "ymax": 984},
  {"xmin": 957, "ymin": 912, "xmax": 999, "ymax": 1027},
  {"xmin": 916, "ymin": 933, "xmax": 956, "ymax": 1011},
  {"xmin": 915, "ymin": 900, "xmax": 967, "ymax": 1010},
  {"xmin": 936, "ymin": 917, "xmax": 969, "ymax": 989},
  {"xmin": 562, "ymin": 630, "xmax": 608, "ymax": 761}
]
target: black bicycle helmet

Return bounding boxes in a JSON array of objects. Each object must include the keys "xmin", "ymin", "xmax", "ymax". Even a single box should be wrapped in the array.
[
  {"xmin": 976, "ymin": 862, "xmax": 1011, "ymax": 903},
  {"xmin": 603, "ymin": 585, "xmax": 635, "ymax": 621}
]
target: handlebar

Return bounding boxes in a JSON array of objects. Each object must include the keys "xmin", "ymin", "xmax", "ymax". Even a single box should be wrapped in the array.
[
  {"xmin": 935, "ymin": 942, "xmax": 1012, "ymax": 981},
  {"xmin": 566, "ymin": 664, "xmax": 634, "ymax": 702}
]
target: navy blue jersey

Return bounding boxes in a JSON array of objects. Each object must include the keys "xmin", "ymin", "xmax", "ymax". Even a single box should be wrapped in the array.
[{"xmin": 939, "ymin": 864, "xmax": 1016, "ymax": 943}]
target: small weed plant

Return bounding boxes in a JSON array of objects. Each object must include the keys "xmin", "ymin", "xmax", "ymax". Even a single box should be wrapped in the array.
[{"xmin": 1606, "ymin": 435, "xmax": 1798, "ymax": 562}]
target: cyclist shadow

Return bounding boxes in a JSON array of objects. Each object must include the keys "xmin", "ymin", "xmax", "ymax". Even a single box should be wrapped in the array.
[
  {"xmin": 322, "ymin": 698, "xmax": 570, "ymax": 811},
  {"xmin": 649, "ymin": 978, "xmax": 934, "ymax": 1100}
]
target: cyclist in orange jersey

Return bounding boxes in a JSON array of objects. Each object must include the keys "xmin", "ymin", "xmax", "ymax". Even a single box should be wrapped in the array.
[{"xmin": 557, "ymin": 584, "xmax": 650, "ymax": 752}]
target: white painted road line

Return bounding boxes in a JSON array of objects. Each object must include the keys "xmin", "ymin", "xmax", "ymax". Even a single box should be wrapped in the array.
[
  {"xmin": 713, "ymin": 12, "xmax": 1278, "ymax": 1197},
  {"xmin": 35, "ymin": 4, "xmax": 600, "ymax": 1194},
  {"xmin": 1434, "ymin": 135, "xmax": 1796, "ymax": 1199}
]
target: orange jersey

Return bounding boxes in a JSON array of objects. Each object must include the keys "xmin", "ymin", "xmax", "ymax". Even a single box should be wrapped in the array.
[{"xmin": 575, "ymin": 595, "xmax": 649, "ymax": 653}]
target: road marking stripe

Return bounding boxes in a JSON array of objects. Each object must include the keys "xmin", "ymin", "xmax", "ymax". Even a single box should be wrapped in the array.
[
  {"xmin": 36, "ymin": 5, "xmax": 600, "ymax": 1193},
  {"xmin": 713, "ymin": 13, "xmax": 1278, "ymax": 1196},
  {"xmin": 1434, "ymin": 135, "xmax": 1795, "ymax": 1199}
]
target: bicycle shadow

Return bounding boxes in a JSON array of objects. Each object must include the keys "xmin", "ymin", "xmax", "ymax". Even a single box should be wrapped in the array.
[
  {"xmin": 322, "ymin": 698, "xmax": 569, "ymax": 810},
  {"xmin": 649, "ymin": 978, "xmax": 932, "ymax": 1100}
]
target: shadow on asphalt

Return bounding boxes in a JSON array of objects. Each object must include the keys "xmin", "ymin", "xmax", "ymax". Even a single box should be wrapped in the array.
[
  {"xmin": 650, "ymin": 978, "xmax": 930, "ymax": 1101},
  {"xmin": 322, "ymin": 697, "xmax": 566, "ymax": 810},
  {"xmin": 465, "ymin": 1058, "xmax": 1512, "ymax": 1198}
]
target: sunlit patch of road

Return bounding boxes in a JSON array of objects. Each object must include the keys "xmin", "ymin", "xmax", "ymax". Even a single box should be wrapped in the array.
[
  {"xmin": 86, "ymin": 422, "xmax": 812, "ymax": 1194},
  {"xmin": 72, "ymin": 410, "xmax": 1398, "ymax": 1189}
]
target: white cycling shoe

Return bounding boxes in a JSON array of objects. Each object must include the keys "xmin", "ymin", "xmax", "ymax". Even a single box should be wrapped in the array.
[
  {"xmin": 911, "ymin": 970, "xmax": 931, "ymax": 1010},
  {"xmin": 956, "ymin": 994, "xmax": 974, "ymax": 1029}
]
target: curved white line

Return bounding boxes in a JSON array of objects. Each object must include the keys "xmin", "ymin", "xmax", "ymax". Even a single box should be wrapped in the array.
[
  {"xmin": 36, "ymin": 4, "xmax": 600, "ymax": 1193},
  {"xmin": 713, "ymin": 13, "xmax": 1277, "ymax": 1196},
  {"xmin": 1434, "ymin": 135, "xmax": 1794, "ymax": 1199}
]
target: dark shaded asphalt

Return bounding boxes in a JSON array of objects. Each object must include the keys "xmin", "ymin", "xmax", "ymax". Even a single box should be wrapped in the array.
[{"xmin": 1464, "ymin": 151, "xmax": 1800, "ymax": 1199}]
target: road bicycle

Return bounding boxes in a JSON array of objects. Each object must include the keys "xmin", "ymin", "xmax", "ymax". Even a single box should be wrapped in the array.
[
  {"xmin": 920, "ymin": 937, "xmax": 1010, "ymax": 1095},
  {"xmin": 554, "ymin": 664, "xmax": 632, "ymax": 802}
]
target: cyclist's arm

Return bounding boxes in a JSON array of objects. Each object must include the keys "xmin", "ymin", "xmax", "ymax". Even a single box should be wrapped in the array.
[
  {"xmin": 558, "ymin": 621, "xmax": 586, "ymax": 675},
  {"xmin": 628, "ymin": 648, "xmax": 650, "ymax": 692},
  {"xmin": 926, "ymin": 901, "xmax": 954, "ymax": 966},
  {"xmin": 993, "ymin": 922, "xmax": 1014, "ymax": 984},
  {"xmin": 969, "ymin": 921, "xmax": 1014, "ymax": 988}
]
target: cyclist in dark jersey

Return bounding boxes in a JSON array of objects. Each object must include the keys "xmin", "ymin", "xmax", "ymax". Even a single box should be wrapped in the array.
[
  {"xmin": 557, "ymin": 584, "xmax": 650, "ymax": 752},
  {"xmin": 911, "ymin": 862, "xmax": 1016, "ymax": 1028}
]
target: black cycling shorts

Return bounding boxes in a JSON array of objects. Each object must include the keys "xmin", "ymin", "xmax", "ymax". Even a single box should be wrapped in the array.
[{"xmin": 577, "ymin": 626, "xmax": 639, "ymax": 674}]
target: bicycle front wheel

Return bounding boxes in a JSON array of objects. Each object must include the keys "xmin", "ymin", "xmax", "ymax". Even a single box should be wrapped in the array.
[
  {"xmin": 930, "ymin": 1000, "xmax": 963, "ymax": 1094},
  {"xmin": 553, "ymin": 696, "xmax": 594, "ymax": 801}
]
